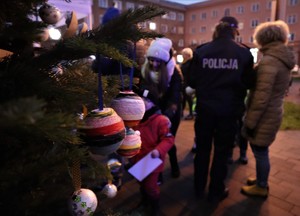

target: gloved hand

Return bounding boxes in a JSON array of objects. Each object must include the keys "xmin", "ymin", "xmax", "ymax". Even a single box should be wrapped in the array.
[
  {"xmin": 133, "ymin": 85, "xmax": 159, "ymax": 105},
  {"xmin": 242, "ymin": 126, "xmax": 255, "ymax": 138},
  {"xmin": 151, "ymin": 149, "xmax": 160, "ymax": 158},
  {"xmin": 164, "ymin": 104, "xmax": 177, "ymax": 119},
  {"xmin": 185, "ymin": 86, "xmax": 195, "ymax": 96},
  {"xmin": 164, "ymin": 108, "xmax": 175, "ymax": 119}
]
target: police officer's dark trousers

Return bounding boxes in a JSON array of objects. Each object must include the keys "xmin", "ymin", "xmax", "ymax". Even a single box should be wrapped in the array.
[{"xmin": 194, "ymin": 106, "xmax": 237, "ymax": 196}]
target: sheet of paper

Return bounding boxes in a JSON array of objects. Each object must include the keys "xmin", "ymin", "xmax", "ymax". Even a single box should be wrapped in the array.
[{"xmin": 128, "ymin": 152, "xmax": 162, "ymax": 182}]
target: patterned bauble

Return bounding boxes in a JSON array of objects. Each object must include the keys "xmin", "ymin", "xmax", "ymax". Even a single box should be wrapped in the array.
[
  {"xmin": 37, "ymin": 28, "xmax": 49, "ymax": 42},
  {"xmin": 78, "ymin": 108, "xmax": 126, "ymax": 155},
  {"xmin": 111, "ymin": 91, "xmax": 145, "ymax": 127},
  {"xmin": 101, "ymin": 183, "xmax": 118, "ymax": 198},
  {"xmin": 107, "ymin": 158, "xmax": 122, "ymax": 173},
  {"xmin": 38, "ymin": 3, "xmax": 61, "ymax": 24},
  {"xmin": 68, "ymin": 188, "xmax": 98, "ymax": 216},
  {"xmin": 117, "ymin": 128, "xmax": 141, "ymax": 158}
]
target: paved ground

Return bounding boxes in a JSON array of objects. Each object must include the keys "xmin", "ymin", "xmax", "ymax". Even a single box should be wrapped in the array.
[{"xmin": 95, "ymin": 80, "xmax": 300, "ymax": 216}]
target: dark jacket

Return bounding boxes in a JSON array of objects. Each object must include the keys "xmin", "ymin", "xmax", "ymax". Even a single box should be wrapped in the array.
[
  {"xmin": 159, "ymin": 65, "xmax": 183, "ymax": 113},
  {"xmin": 181, "ymin": 59, "xmax": 192, "ymax": 88},
  {"xmin": 188, "ymin": 36, "xmax": 254, "ymax": 117}
]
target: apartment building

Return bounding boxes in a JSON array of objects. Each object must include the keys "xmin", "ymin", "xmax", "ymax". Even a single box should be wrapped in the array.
[
  {"xmin": 185, "ymin": 0, "xmax": 299, "ymax": 63},
  {"xmin": 91, "ymin": 0, "xmax": 299, "ymax": 64},
  {"xmin": 92, "ymin": 0, "xmax": 186, "ymax": 62}
]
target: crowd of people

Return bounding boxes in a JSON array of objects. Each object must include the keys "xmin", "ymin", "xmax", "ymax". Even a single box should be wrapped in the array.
[{"xmin": 99, "ymin": 4, "xmax": 296, "ymax": 215}]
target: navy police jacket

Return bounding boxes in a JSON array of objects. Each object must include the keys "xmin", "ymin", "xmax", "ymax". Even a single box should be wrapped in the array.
[{"xmin": 188, "ymin": 35, "xmax": 255, "ymax": 117}]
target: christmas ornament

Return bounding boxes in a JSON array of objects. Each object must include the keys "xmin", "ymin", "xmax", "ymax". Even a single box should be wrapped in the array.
[
  {"xmin": 111, "ymin": 90, "xmax": 145, "ymax": 127},
  {"xmin": 78, "ymin": 108, "xmax": 126, "ymax": 155},
  {"xmin": 68, "ymin": 188, "xmax": 98, "ymax": 216},
  {"xmin": 101, "ymin": 183, "xmax": 117, "ymax": 198},
  {"xmin": 117, "ymin": 128, "xmax": 141, "ymax": 158},
  {"xmin": 63, "ymin": 11, "xmax": 78, "ymax": 39},
  {"xmin": 39, "ymin": 3, "xmax": 61, "ymax": 25},
  {"xmin": 107, "ymin": 158, "xmax": 122, "ymax": 173},
  {"xmin": 37, "ymin": 28, "xmax": 49, "ymax": 42},
  {"xmin": 0, "ymin": 49, "xmax": 13, "ymax": 59}
]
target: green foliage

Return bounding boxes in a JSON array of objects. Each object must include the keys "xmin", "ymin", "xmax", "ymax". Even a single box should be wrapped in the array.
[
  {"xmin": 280, "ymin": 101, "xmax": 300, "ymax": 130},
  {"xmin": 0, "ymin": 1, "xmax": 165, "ymax": 214}
]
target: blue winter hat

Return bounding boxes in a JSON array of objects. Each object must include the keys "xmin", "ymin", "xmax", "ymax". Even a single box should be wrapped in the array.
[{"xmin": 102, "ymin": 7, "xmax": 120, "ymax": 25}]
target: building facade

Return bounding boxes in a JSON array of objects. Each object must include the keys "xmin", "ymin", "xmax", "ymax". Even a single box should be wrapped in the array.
[{"xmin": 91, "ymin": 0, "xmax": 299, "ymax": 64}]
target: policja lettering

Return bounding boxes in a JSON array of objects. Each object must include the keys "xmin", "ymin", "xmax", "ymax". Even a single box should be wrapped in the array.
[{"xmin": 203, "ymin": 58, "xmax": 238, "ymax": 70}]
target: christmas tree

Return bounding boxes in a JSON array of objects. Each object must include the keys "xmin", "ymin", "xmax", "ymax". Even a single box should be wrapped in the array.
[{"xmin": 0, "ymin": 0, "xmax": 165, "ymax": 215}]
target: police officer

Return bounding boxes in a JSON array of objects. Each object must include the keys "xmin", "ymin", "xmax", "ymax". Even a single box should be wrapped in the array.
[{"xmin": 188, "ymin": 16, "xmax": 255, "ymax": 202}]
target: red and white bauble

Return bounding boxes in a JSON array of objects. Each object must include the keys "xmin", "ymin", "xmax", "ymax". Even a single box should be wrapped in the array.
[
  {"xmin": 111, "ymin": 91, "xmax": 145, "ymax": 127},
  {"xmin": 68, "ymin": 188, "xmax": 98, "ymax": 216},
  {"xmin": 117, "ymin": 128, "xmax": 141, "ymax": 158},
  {"xmin": 78, "ymin": 108, "xmax": 126, "ymax": 155}
]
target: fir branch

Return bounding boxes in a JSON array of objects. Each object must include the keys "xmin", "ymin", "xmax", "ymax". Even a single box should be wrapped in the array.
[{"xmin": 92, "ymin": 5, "xmax": 166, "ymax": 43}]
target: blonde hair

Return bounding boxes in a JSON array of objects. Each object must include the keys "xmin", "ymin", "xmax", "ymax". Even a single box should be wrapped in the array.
[
  {"xmin": 141, "ymin": 59, "xmax": 169, "ymax": 98},
  {"xmin": 253, "ymin": 20, "xmax": 290, "ymax": 47},
  {"xmin": 182, "ymin": 48, "xmax": 193, "ymax": 59}
]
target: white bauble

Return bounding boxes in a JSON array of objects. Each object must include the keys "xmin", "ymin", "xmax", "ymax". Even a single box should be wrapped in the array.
[
  {"xmin": 39, "ymin": 3, "xmax": 61, "ymax": 24},
  {"xmin": 69, "ymin": 188, "xmax": 98, "ymax": 216},
  {"xmin": 101, "ymin": 183, "xmax": 117, "ymax": 198}
]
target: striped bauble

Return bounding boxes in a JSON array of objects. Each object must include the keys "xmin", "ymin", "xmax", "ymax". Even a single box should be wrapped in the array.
[
  {"xmin": 111, "ymin": 91, "xmax": 145, "ymax": 127},
  {"xmin": 78, "ymin": 108, "xmax": 125, "ymax": 155}
]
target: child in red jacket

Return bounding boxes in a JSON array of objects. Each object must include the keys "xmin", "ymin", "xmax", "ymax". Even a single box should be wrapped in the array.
[{"xmin": 130, "ymin": 96, "xmax": 174, "ymax": 216}]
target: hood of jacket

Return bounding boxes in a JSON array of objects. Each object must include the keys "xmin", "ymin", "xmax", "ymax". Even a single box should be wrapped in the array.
[{"xmin": 260, "ymin": 41, "xmax": 295, "ymax": 70}]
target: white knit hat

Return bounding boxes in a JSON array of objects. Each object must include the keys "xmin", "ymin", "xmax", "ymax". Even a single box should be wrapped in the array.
[{"xmin": 146, "ymin": 38, "xmax": 172, "ymax": 63}]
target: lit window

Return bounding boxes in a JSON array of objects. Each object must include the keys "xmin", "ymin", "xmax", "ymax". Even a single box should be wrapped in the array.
[
  {"xmin": 178, "ymin": 26, "xmax": 184, "ymax": 34},
  {"xmin": 149, "ymin": 22, "xmax": 156, "ymax": 30}
]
